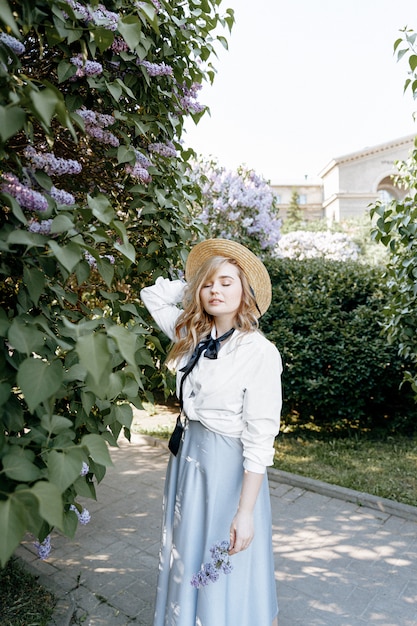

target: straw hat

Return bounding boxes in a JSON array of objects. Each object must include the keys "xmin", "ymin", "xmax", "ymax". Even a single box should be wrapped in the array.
[{"xmin": 185, "ymin": 239, "xmax": 272, "ymax": 317}]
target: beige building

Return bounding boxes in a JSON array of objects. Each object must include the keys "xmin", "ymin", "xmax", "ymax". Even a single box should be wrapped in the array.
[{"xmin": 272, "ymin": 135, "xmax": 414, "ymax": 224}]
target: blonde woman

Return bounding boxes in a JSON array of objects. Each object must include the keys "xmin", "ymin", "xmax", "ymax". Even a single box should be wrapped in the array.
[{"xmin": 141, "ymin": 239, "xmax": 282, "ymax": 626}]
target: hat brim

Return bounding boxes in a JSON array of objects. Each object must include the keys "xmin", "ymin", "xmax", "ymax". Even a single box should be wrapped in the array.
[{"xmin": 185, "ymin": 239, "xmax": 272, "ymax": 317}]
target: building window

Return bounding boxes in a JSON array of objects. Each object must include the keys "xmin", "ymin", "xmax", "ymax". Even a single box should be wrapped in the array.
[{"xmin": 299, "ymin": 194, "xmax": 307, "ymax": 205}]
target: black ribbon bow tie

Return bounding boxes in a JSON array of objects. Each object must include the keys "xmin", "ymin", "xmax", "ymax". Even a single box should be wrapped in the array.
[{"xmin": 179, "ymin": 328, "xmax": 235, "ymax": 377}]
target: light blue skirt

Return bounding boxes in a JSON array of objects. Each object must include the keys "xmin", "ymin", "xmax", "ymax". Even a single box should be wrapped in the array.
[{"xmin": 153, "ymin": 420, "xmax": 278, "ymax": 626}]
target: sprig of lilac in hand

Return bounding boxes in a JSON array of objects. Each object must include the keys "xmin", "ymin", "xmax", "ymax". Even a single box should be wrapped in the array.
[{"xmin": 191, "ymin": 540, "xmax": 233, "ymax": 589}]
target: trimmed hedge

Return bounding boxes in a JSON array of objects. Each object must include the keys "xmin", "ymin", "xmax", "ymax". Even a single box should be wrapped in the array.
[{"xmin": 261, "ymin": 258, "xmax": 417, "ymax": 433}]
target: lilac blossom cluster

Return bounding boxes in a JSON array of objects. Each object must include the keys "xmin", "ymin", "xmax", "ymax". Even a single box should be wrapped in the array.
[
  {"xmin": 177, "ymin": 82, "xmax": 205, "ymax": 115},
  {"xmin": 135, "ymin": 0, "xmax": 161, "ymax": 11},
  {"xmin": 125, "ymin": 150, "xmax": 152, "ymax": 183},
  {"xmin": 70, "ymin": 504, "xmax": 91, "ymax": 525},
  {"xmin": 275, "ymin": 230, "xmax": 360, "ymax": 262},
  {"xmin": 50, "ymin": 186, "xmax": 75, "ymax": 205},
  {"xmin": 64, "ymin": 0, "xmax": 119, "ymax": 31},
  {"xmin": 70, "ymin": 54, "xmax": 103, "ymax": 78},
  {"xmin": 192, "ymin": 162, "xmax": 281, "ymax": 251},
  {"xmin": 28, "ymin": 218, "xmax": 53, "ymax": 234},
  {"xmin": 1, "ymin": 173, "xmax": 48, "ymax": 212},
  {"xmin": 76, "ymin": 108, "xmax": 119, "ymax": 147},
  {"xmin": 111, "ymin": 36, "xmax": 129, "ymax": 54},
  {"xmin": 0, "ymin": 32, "xmax": 25, "ymax": 56},
  {"xmin": 34, "ymin": 534, "xmax": 51, "ymax": 560},
  {"xmin": 24, "ymin": 146, "xmax": 82, "ymax": 176},
  {"xmin": 139, "ymin": 60, "xmax": 173, "ymax": 77},
  {"xmin": 148, "ymin": 141, "xmax": 176, "ymax": 158},
  {"xmin": 84, "ymin": 251, "xmax": 116, "ymax": 268},
  {"xmin": 191, "ymin": 540, "xmax": 233, "ymax": 589}
]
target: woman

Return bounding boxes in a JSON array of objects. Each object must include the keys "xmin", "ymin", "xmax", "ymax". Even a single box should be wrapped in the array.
[{"xmin": 141, "ymin": 239, "xmax": 282, "ymax": 626}]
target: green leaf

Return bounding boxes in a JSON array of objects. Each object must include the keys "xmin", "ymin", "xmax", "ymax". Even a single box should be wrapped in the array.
[
  {"xmin": 113, "ymin": 403, "xmax": 133, "ymax": 428},
  {"xmin": 48, "ymin": 240, "xmax": 82, "ymax": 273},
  {"xmin": 31, "ymin": 481, "xmax": 64, "ymax": 529},
  {"xmin": 114, "ymin": 239, "xmax": 136, "ymax": 263},
  {"xmin": 29, "ymin": 88, "xmax": 59, "ymax": 127},
  {"xmin": 0, "ymin": 497, "xmax": 27, "ymax": 567},
  {"xmin": 76, "ymin": 333, "xmax": 112, "ymax": 387},
  {"xmin": 50, "ymin": 215, "xmax": 75, "ymax": 233},
  {"xmin": 106, "ymin": 80, "xmax": 122, "ymax": 101},
  {"xmin": 118, "ymin": 15, "xmax": 143, "ymax": 50},
  {"xmin": 41, "ymin": 414, "xmax": 73, "ymax": 435},
  {"xmin": 17, "ymin": 358, "xmax": 64, "ymax": 413},
  {"xmin": 8, "ymin": 318, "xmax": 46, "ymax": 355},
  {"xmin": 107, "ymin": 325, "xmax": 138, "ymax": 368},
  {"xmin": 87, "ymin": 193, "xmax": 115, "ymax": 225},
  {"xmin": 2, "ymin": 447, "xmax": 42, "ymax": 481},
  {"xmin": 47, "ymin": 448, "xmax": 85, "ymax": 492},
  {"xmin": 81, "ymin": 433, "xmax": 113, "ymax": 466},
  {"xmin": 0, "ymin": 106, "xmax": 26, "ymax": 142},
  {"xmin": 409, "ymin": 55, "xmax": 417, "ymax": 72},
  {"xmin": 0, "ymin": 0, "xmax": 21, "ymax": 38},
  {"xmin": 117, "ymin": 144, "xmax": 136, "ymax": 164},
  {"xmin": 8, "ymin": 230, "xmax": 46, "ymax": 248},
  {"xmin": 23, "ymin": 266, "xmax": 45, "ymax": 306}
]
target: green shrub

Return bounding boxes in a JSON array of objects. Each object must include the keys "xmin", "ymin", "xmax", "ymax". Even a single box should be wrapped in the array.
[{"xmin": 261, "ymin": 258, "xmax": 417, "ymax": 433}]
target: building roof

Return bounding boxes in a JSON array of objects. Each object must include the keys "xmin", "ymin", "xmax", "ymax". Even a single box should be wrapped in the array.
[{"xmin": 318, "ymin": 134, "xmax": 416, "ymax": 178}]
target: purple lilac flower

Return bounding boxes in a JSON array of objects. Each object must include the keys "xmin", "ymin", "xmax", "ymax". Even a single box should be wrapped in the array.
[
  {"xmin": 134, "ymin": 150, "xmax": 151, "ymax": 169},
  {"xmin": 34, "ymin": 535, "xmax": 51, "ymax": 560},
  {"xmin": 0, "ymin": 33, "xmax": 25, "ymax": 56},
  {"xmin": 139, "ymin": 60, "xmax": 173, "ymax": 77},
  {"xmin": 91, "ymin": 5, "xmax": 119, "ymax": 31},
  {"xmin": 80, "ymin": 461, "xmax": 90, "ymax": 476},
  {"xmin": 24, "ymin": 146, "xmax": 82, "ymax": 176},
  {"xmin": 148, "ymin": 141, "xmax": 176, "ymax": 158},
  {"xmin": 50, "ymin": 186, "xmax": 75, "ymax": 205},
  {"xmin": 112, "ymin": 36, "xmax": 129, "ymax": 53},
  {"xmin": 64, "ymin": 1, "xmax": 118, "ymax": 30},
  {"xmin": 70, "ymin": 54, "xmax": 103, "ymax": 78},
  {"xmin": 84, "ymin": 251, "xmax": 97, "ymax": 268},
  {"xmin": 76, "ymin": 108, "xmax": 119, "ymax": 146},
  {"xmin": 70, "ymin": 504, "xmax": 91, "ymax": 525},
  {"xmin": 191, "ymin": 540, "xmax": 233, "ymax": 589},
  {"xmin": 125, "ymin": 163, "xmax": 152, "ymax": 183},
  {"xmin": 28, "ymin": 218, "xmax": 53, "ymax": 234},
  {"xmin": 1, "ymin": 173, "xmax": 48, "ymax": 212},
  {"xmin": 64, "ymin": 0, "xmax": 93, "ymax": 22}
]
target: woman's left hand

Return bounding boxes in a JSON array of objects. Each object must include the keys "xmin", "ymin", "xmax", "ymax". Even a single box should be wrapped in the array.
[{"xmin": 228, "ymin": 510, "xmax": 255, "ymax": 555}]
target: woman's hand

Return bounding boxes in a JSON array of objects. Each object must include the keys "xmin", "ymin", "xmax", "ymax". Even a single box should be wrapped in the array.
[
  {"xmin": 229, "ymin": 509, "xmax": 255, "ymax": 555},
  {"xmin": 228, "ymin": 469, "xmax": 264, "ymax": 555}
]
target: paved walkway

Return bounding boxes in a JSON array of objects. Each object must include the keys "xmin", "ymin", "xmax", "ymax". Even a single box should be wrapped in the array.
[{"xmin": 16, "ymin": 428, "xmax": 417, "ymax": 626}]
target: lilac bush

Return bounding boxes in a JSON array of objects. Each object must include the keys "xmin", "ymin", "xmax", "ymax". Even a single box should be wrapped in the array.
[
  {"xmin": 0, "ymin": 0, "xmax": 234, "ymax": 567},
  {"xmin": 190, "ymin": 160, "xmax": 281, "ymax": 255}
]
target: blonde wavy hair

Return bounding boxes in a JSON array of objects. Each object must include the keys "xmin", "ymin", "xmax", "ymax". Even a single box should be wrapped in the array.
[{"xmin": 167, "ymin": 256, "xmax": 259, "ymax": 366}]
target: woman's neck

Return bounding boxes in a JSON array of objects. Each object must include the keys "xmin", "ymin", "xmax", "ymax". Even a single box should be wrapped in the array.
[{"xmin": 213, "ymin": 317, "xmax": 235, "ymax": 338}]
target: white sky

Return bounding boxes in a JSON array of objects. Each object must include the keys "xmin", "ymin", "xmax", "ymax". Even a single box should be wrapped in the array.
[{"xmin": 183, "ymin": 0, "xmax": 417, "ymax": 184}]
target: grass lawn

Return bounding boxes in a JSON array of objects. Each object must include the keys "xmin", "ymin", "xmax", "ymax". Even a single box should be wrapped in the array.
[{"xmin": 274, "ymin": 433, "xmax": 417, "ymax": 507}]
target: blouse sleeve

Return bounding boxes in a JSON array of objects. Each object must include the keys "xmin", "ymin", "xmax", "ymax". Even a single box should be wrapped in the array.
[
  {"xmin": 140, "ymin": 277, "xmax": 186, "ymax": 341},
  {"xmin": 241, "ymin": 339, "xmax": 282, "ymax": 474}
]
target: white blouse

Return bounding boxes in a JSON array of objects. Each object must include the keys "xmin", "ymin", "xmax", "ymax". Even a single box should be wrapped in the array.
[{"xmin": 140, "ymin": 277, "xmax": 282, "ymax": 474}]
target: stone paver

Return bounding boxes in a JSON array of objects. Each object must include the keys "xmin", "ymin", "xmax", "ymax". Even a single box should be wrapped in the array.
[{"xmin": 16, "ymin": 433, "xmax": 417, "ymax": 626}]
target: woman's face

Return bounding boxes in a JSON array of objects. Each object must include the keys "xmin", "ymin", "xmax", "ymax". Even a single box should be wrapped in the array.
[{"xmin": 199, "ymin": 261, "xmax": 243, "ymax": 324}]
